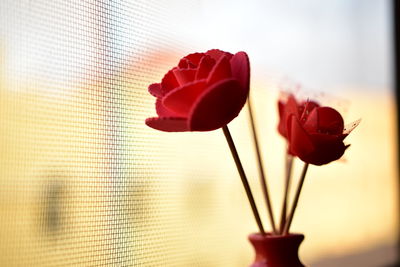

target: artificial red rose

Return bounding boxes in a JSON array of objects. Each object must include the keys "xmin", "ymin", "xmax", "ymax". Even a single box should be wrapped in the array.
[
  {"xmin": 145, "ymin": 49, "xmax": 250, "ymax": 132},
  {"xmin": 286, "ymin": 105, "xmax": 359, "ymax": 165},
  {"xmin": 278, "ymin": 94, "xmax": 319, "ymax": 139}
]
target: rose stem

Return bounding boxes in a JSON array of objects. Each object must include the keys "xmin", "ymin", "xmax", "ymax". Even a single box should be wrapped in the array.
[
  {"xmin": 222, "ymin": 125, "xmax": 265, "ymax": 235},
  {"xmin": 283, "ymin": 162, "xmax": 309, "ymax": 235},
  {"xmin": 247, "ymin": 98, "xmax": 277, "ymax": 234},
  {"xmin": 279, "ymin": 154, "xmax": 294, "ymax": 234}
]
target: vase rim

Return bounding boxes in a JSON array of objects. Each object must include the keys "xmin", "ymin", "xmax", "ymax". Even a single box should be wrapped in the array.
[{"xmin": 249, "ymin": 232, "xmax": 304, "ymax": 241}]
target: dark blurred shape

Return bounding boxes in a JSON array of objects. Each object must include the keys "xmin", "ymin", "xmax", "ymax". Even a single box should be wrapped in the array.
[
  {"xmin": 393, "ymin": 0, "xmax": 400, "ymax": 265},
  {"xmin": 311, "ymin": 243, "xmax": 398, "ymax": 267},
  {"xmin": 41, "ymin": 179, "xmax": 64, "ymax": 235}
]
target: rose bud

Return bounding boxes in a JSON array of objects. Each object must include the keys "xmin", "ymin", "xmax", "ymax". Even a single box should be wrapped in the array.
[
  {"xmin": 145, "ymin": 49, "xmax": 250, "ymax": 132},
  {"xmin": 278, "ymin": 94, "xmax": 319, "ymax": 139},
  {"xmin": 286, "ymin": 105, "xmax": 360, "ymax": 165}
]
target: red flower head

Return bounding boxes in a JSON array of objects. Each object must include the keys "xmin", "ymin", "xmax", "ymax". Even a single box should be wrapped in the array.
[
  {"xmin": 286, "ymin": 104, "xmax": 360, "ymax": 166},
  {"xmin": 278, "ymin": 94, "xmax": 319, "ymax": 139},
  {"xmin": 145, "ymin": 49, "xmax": 250, "ymax": 132}
]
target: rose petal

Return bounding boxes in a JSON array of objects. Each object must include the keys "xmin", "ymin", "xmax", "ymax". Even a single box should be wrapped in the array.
[
  {"xmin": 205, "ymin": 49, "xmax": 233, "ymax": 61},
  {"xmin": 178, "ymin": 58, "xmax": 191, "ymax": 68},
  {"xmin": 156, "ymin": 98, "xmax": 181, "ymax": 117},
  {"xmin": 207, "ymin": 56, "xmax": 232, "ymax": 85},
  {"xmin": 278, "ymin": 101, "xmax": 285, "ymax": 120},
  {"xmin": 302, "ymin": 108, "xmax": 318, "ymax": 133},
  {"xmin": 277, "ymin": 100, "xmax": 287, "ymax": 137},
  {"xmin": 184, "ymin": 52, "xmax": 205, "ymax": 66},
  {"xmin": 148, "ymin": 83, "xmax": 162, "ymax": 98},
  {"xmin": 285, "ymin": 95, "xmax": 301, "ymax": 119},
  {"xmin": 304, "ymin": 107, "xmax": 344, "ymax": 134},
  {"xmin": 317, "ymin": 107, "xmax": 344, "ymax": 134},
  {"xmin": 161, "ymin": 67, "xmax": 179, "ymax": 95},
  {"xmin": 163, "ymin": 80, "xmax": 207, "ymax": 117},
  {"xmin": 306, "ymin": 133, "xmax": 348, "ymax": 165},
  {"xmin": 145, "ymin": 117, "xmax": 189, "ymax": 132},
  {"xmin": 299, "ymin": 100, "xmax": 319, "ymax": 121},
  {"xmin": 189, "ymin": 78, "xmax": 246, "ymax": 131},
  {"xmin": 287, "ymin": 115, "xmax": 315, "ymax": 158},
  {"xmin": 309, "ymin": 132, "xmax": 345, "ymax": 144},
  {"xmin": 230, "ymin": 51, "xmax": 250, "ymax": 93},
  {"xmin": 173, "ymin": 69, "xmax": 196, "ymax": 86},
  {"xmin": 195, "ymin": 55, "xmax": 215, "ymax": 80}
]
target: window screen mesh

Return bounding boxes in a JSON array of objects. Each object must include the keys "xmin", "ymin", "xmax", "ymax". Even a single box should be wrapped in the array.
[
  {"xmin": 0, "ymin": 0, "xmax": 398, "ymax": 266},
  {"xmin": 0, "ymin": 1, "xmax": 258, "ymax": 266}
]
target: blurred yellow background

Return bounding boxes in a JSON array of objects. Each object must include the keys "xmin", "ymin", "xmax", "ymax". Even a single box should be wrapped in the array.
[{"xmin": 0, "ymin": 0, "xmax": 398, "ymax": 266}]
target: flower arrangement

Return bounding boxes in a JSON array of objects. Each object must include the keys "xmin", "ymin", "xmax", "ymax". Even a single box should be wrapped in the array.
[{"xmin": 145, "ymin": 49, "xmax": 360, "ymax": 266}]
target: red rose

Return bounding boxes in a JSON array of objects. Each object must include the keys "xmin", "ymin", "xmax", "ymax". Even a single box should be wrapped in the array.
[
  {"xmin": 287, "ymin": 105, "xmax": 359, "ymax": 165},
  {"xmin": 278, "ymin": 94, "xmax": 319, "ymax": 139},
  {"xmin": 145, "ymin": 49, "xmax": 250, "ymax": 132}
]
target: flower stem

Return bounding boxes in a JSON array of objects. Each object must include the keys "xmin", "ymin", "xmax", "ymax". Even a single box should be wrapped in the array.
[
  {"xmin": 283, "ymin": 162, "xmax": 309, "ymax": 235},
  {"xmin": 279, "ymin": 154, "xmax": 294, "ymax": 234},
  {"xmin": 222, "ymin": 125, "xmax": 265, "ymax": 235},
  {"xmin": 247, "ymin": 98, "xmax": 276, "ymax": 234}
]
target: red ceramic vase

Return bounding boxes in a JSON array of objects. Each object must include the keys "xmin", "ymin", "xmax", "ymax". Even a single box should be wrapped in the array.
[{"xmin": 248, "ymin": 233, "xmax": 305, "ymax": 267}]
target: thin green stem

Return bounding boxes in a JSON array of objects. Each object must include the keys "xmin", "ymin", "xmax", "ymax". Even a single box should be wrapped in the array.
[{"xmin": 222, "ymin": 125, "xmax": 265, "ymax": 235}]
